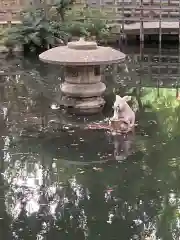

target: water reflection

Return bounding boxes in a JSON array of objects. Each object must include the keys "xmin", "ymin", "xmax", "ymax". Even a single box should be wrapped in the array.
[
  {"xmin": 1, "ymin": 47, "xmax": 180, "ymax": 239},
  {"xmin": 112, "ymin": 132, "xmax": 135, "ymax": 161}
]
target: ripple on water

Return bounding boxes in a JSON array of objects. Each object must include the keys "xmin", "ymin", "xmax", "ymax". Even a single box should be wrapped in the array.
[{"xmin": 43, "ymin": 128, "xmax": 115, "ymax": 164}]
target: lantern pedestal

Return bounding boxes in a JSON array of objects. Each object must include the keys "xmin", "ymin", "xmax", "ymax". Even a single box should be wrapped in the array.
[{"xmin": 60, "ymin": 66, "xmax": 106, "ymax": 114}]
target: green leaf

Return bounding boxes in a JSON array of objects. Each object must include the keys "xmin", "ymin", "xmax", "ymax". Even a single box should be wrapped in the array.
[
  {"xmin": 45, "ymin": 35, "xmax": 56, "ymax": 46},
  {"xmin": 28, "ymin": 32, "xmax": 41, "ymax": 46}
]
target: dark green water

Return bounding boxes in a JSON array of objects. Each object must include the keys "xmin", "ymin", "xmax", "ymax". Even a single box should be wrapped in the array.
[{"xmin": 1, "ymin": 46, "xmax": 180, "ymax": 239}]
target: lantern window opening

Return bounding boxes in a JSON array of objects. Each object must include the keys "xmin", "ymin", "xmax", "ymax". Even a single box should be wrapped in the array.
[
  {"xmin": 94, "ymin": 66, "xmax": 101, "ymax": 76},
  {"xmin": 66, "ymin": 67, "xmax": 79, "ymax": 77}
]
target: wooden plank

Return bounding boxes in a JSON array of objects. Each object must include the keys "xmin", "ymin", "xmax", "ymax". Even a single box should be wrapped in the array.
[
  {"xmin": 122, "ymin": 21, "xmax": 180, "ymax": 35},
  {"xmin": 105, "ymin": 5, "xmax": 180, "ymax": 10}
]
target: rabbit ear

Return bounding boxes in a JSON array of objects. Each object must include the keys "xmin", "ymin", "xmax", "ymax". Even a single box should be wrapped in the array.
[
  {"xmin": 122, "ymin": 96, "xmax": 131, "ymax": 102},
  {"xmin": 115, "ymin": 95, "xmax": 122, "ymax": 102}
]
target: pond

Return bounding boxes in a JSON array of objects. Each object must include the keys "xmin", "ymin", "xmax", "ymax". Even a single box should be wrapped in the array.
[{"xmin": 0, "ymin": 44, "xmax": 180, "ymax": 240}]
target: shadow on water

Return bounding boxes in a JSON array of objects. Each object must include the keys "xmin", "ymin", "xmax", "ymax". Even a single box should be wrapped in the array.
[{"xmin": 1, "ymin": 45, "xmax": 180, "ymax": 239}]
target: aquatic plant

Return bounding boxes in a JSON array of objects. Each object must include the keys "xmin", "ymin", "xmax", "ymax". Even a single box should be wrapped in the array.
[
  {"xmin": 5, "ymin": 9, "xmax": 69, "ymax": 54},
  {"xmin": 141, "ymin": 87, "xmax": 180, "ymax": 137}
]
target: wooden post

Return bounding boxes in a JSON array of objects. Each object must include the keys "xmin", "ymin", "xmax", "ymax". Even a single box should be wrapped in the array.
[
  {"xmin": 140, "ymin": 0, "xmax": 144, "ymax": 42},
  {"xmin": 178, "ymin": 0, "xmax": 180, "ymax": 99},
  {"xmin": 118, "ymin": 0, "xmax": 125, "ymax": 48},
  {"xmin": 139, "ymin": 42, "xmax": 144, "ymax": 86},
  {"xmin": 176, "ymin": 85, "xmax": 179, "ymax": 99},
  {"xmin": 43, "ymin": 0, "xmax": 48, "ymax": 20},
  {"xmin": 159, "ymin": 0, "xmax": 162, "ymax": 44},
  {"xmin": 7, "ymin": 10, "xmax": 12, "ymax": 28},
  {"xmin": 176, "ymin": 49, "xmax": 179, "ymax": 98},
  {"xmin": 113, "ymin": 0, "xmax": 117, "ymax": 16},
  {"xmin": 121, "ymin": 0, "xmax": 125, "ymax": 37},
  {"xmin": 179, "ymin": 0, "xmax": 180, "ymax": 43},
  {"xmin": 157, "ymin": 33, "xmax": 161, "ymax": 98}
]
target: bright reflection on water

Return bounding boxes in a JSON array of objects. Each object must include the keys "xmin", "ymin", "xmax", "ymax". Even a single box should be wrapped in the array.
[{"xmin": 1, "ymin": 46, "xmax": 180, "ymax": 239}]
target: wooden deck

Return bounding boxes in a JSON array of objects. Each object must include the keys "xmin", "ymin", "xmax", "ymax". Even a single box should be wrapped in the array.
[{"xmin": 123, "ymin": 22, "xmax": 180, "ymax": 35}]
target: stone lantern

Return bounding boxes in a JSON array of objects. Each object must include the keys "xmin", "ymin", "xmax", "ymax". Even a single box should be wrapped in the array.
[{"xmin": 39, "ymin": 38, "xmax": 125, "ymax": 115}]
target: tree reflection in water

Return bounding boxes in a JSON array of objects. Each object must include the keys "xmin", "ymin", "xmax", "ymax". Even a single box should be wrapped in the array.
[{"xmin": 1, "ymin": 54, "xmax": 180, "ymax": 240}]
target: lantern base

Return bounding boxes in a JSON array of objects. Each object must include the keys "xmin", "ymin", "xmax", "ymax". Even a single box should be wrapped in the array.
[
  {"xmin": 61, "ymin": 82, "xmax": 106, "ymax": 98},
  {"xmin": 61, "ymin": 96, "xmax": 105, "ymax": 115}
]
